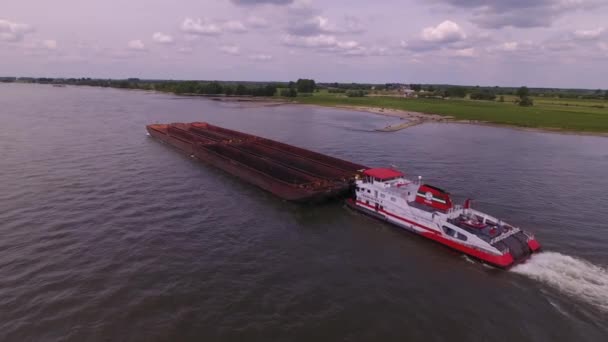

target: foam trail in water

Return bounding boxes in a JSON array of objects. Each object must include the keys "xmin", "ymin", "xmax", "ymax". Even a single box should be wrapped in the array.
[{"xmin": 511, "ymin": 252, "xmax": 608, "ymax": 312}]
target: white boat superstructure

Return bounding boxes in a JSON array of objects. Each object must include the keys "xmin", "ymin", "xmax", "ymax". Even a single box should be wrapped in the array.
[{"xmin": 347, "ymin": 168, "xmax": 540, "ymax": 268}]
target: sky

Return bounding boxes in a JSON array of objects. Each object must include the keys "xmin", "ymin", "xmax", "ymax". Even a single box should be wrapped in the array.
[{"xmin": 1, "ymin": 0, "xmax": 607, "ymax": 88}]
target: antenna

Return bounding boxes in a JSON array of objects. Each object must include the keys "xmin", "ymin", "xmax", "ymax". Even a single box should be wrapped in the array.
[{"xmin": 418, "ymin": 175, "xmax": 422, "ymax": 185}]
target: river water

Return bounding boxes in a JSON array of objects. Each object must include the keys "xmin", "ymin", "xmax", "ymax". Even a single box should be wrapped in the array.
[{"xmin": 1, "ymin": 83, "xmax": 607, "ymax": 341}]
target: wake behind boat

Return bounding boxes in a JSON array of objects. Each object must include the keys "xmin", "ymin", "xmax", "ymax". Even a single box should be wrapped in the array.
[{"xmin": 347, "ymin": 168, "xmax": 541, "ymax": 268}]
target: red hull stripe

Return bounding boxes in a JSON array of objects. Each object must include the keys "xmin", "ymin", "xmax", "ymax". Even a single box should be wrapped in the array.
[{"xmin": 352, "ymin": 199, "xmax": 514, "ymax": 268}]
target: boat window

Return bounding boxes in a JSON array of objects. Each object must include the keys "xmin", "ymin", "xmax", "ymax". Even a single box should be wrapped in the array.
[
  {"xmin": 456, "ymin": 232, "xmax": 468, "ymax": 241},
  {"xmin": 442, "ymin": 226, "xmax": 456, "ymax": 237},
  {"xmin": 367, "ymin": 189, "xmax": 371, "ymax": 193},
  {"xmin": 390, "ymin": 197, "xmax": 396, "ymax": 202}
]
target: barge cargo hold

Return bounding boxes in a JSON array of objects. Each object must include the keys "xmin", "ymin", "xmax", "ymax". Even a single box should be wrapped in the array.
[{"xmin": 146, "ymin": 122, "xmax": 368, "ymax": 202}]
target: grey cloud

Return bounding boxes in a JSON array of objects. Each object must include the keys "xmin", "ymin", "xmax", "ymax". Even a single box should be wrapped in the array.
[
  {"xmin": 231, "ymin": 0, "xmax": 293, "ymax": 6},
  {"xmin": 287, "ymin": 15, "xmax": 365, "ymax": 36},
  {"xmin": 435, "ymin": 0, "xmax": 605, "ymax": 29}
]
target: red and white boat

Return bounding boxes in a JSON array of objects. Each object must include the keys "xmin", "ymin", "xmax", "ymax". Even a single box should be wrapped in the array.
[{"xmin": 346, "ymin": 168, "xmax": 541, "ymax": 268}]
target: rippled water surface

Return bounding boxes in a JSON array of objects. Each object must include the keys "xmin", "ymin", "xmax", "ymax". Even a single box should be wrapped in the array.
[{"xmin": 1, "ymin": 83, "xmax": 608, "ymax": 342}]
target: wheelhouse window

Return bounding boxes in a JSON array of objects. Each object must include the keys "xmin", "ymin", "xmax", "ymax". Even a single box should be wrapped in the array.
[
  {"xmin": 456, "ymin": 233, "xmax": 468, "ymax": 241},
  {"xmin": 442, "ymin": 226, "xmax": 456, "ymax": 237}
]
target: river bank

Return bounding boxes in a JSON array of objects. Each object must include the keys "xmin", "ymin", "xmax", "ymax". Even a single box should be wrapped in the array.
[{"xmin": 294, "ymin": 102, "xmax": 608, "ymax": 137}]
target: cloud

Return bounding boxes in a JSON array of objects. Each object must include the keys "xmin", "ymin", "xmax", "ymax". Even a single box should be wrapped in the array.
[
  {"xmin": 222, "ymin": 20, "xmax": 247, "ymax": 33},
  {"xmin": 177, "ymin": 46, "xmax": 194, "ymax": 54},
  {"xmin": 246, "ymin": 16, "xmax": 269, "ymax": 28},
  {"xmin": 402, "ymin": 20, "xmax": 468, "ymax": 51},
  {"xmin": 249, "ymin": 53, "xmax": 273, "ymax": 61},
  {"xmin": 287, "ymin": 0, "xmax": 318, "ymax": 15},
  {"xmin": 42, "ymin": 40, "xmax": 57, "ymax": 50},
  {"xmin": 453, "ymin": 47, "xmax": 476, "ymax": 57},
  {"xmin": 219, "ymin": 45, "xmax": 240, "ymax": 55},
  {"xmin": 282, "ymin": 34, "xmax": 342, "ymax": 48},
  {"xmin": 0, "ymin": 19, "xmax": 34, "ymax": 42},
  {"xmin": 435, "ymin": 0, "xmax": 605, "ymax": 29},
  {"xmin": 180, "ymin": 18, "xmax": 222, "ymax": 35},
  {"xmin": 421, "ymin": 20, "xmax": 466, "ymax": 43},
  {"xmin": 287, "ymin": 15, "xmax": 364, "ymax": 36},
  {"xmin": 573, "ymin": 27, "xmax": 604, "ymax": 40},
  {"xmin": 281, "ymin": 33, "xmax": 382, "ymax": 57},
  {"xmin": 128, "ymin": 40, "xmax": 145, "ymax": 50},
  {"xmin": 231, "ymin": 0, "xmax": 293, "ymax": 5},
  {"xmin": 487, "ymin": 41, "xmax": 535, "ymax": 53},
  {"xmin": 152, "ymin": 32, "xmax": 174, "ymax": 44}
]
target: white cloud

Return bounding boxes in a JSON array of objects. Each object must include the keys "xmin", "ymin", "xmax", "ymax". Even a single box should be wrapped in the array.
[
  {"xmin": 282, "ymin": 34, "xmax": 339, "ymax": 48},
  {"xmin": 177, "ymin": 46, "xmax": 194, "ymax": 54},
  {"xmin": 488, "ymin": 41, "xmax": 535, "ymax": 53},
  {"xmin": 152, "ymin": 32, "xmax": 174, "ymax": 44},
  {"xmin": 42, "ymin": 40, "xmax": 57, "ymax": 50},
  {"xmin": 402, "ymin": 20, "xmax": 469, "ymax": 52},
  {"xmin": 0, "ymin": 19, "xmax": 34, "ymax": 42},
  {"xmin": 499, "ymin": 41, "xmax": 519, "ymax": 51},
  {"xmin": 281, "ymin": 34, "xmax": 382, "ymax": 57},
  {"xmin": 249, "ymin": 54, "xmax": 272, "ymax": 61},
  {"xmin": 246, "ymin": 16, "xmax": 269, "ymax": 28},
  {"xmin": 128, "ymin": 39, "xmax": 145, "ymax": 50},
  {"xmin": 573, "ymin": 27, "xmax": 604, "ymax": 40},
  {"xmin": 219, "ymin": 45, "xmax": 240, "ymax": 55},
  {"xmin": 453, "ymin": 47, "xmax": 476, "ymax": 57},
  {"xmin": 180, "ymin": 18, "xmax": 222, "ymax": 35},
  {"xmin": 222, "ymin": 20, "xmax": 247, "ymax": 33},
  {"xmin": 421, "ymin": 20, "xmax": 466, "ymax": 43}
]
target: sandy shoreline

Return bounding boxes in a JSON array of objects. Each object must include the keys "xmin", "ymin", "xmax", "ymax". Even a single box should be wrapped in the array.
[
  {"xmin": 199, "ymin": 96, "xmax": 607, "ymax": 137},
  {"xmin": 302, "ymin": 103, "xmax": 608, "ymax": 137}
]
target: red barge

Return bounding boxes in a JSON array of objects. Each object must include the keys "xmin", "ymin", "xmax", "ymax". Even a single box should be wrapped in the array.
[{"xmin": 146, "ymin": 122, "xmax": 367, "ymax": 202}]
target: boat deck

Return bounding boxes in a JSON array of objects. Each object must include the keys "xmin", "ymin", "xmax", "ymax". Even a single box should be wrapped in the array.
[{"xmin": 146, "ymin": 122, "xmax": 368, "ymax": 201}]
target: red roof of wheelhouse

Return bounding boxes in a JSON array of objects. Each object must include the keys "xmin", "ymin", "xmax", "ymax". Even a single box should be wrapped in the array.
[{"xmin": 363, "ymin": 168, "xmax": 404, "ymax": 180}]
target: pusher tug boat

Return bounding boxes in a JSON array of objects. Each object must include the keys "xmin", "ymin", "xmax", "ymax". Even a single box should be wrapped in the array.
[{"xmin": 346, "ymin": 168, "xmax": 541, "ymax": 268}]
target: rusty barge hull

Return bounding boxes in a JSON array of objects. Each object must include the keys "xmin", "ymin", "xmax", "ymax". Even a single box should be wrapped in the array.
[{"xmin": 146, "ymin": 122, "xmax": 368, "ymax": 202}]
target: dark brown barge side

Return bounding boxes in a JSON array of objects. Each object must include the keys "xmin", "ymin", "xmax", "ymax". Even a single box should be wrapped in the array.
[{"xmin": 146, "ymin": 122, "xmax": 368, "ymax": 202}]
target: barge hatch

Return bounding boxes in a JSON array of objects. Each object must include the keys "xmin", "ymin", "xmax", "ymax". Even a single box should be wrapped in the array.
[{"xmin": 146, "ymin": 122, "xmax": 367, "ymax": 202}]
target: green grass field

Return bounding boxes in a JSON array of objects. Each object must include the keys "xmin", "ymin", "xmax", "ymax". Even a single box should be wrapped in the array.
[{"xmin": 293, "ymin": 90, "xmax": 608, "ymax": 133}]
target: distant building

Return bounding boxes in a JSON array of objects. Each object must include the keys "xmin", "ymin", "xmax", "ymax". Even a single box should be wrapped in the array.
[{"xmin": 402, "ymin": 88, "xmax": 417, "ymax": 98}]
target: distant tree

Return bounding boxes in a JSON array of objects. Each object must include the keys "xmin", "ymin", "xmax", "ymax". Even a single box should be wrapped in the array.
[
  {"xmin": 235, "ymin": 84, "xmax": 247, "ymax": 96},
  {"xmin": 470, "ymin": 89, "xmax": 496, "ymax": 101},
  {"xmin": 427, "ymin": 85, "xmax": 435, "ymax": 92},
  {"xmin": 280, "ymin": 88, "xmax": 297, "ymax": 97},
  {"xmin": 444, "ymin": 86, "xmax": 467, "ymax": 98},
  {"xmin": 519, "ymin": 97, "xmax": 534, "ymax": 106},
  {"xmin": 605, "ymin": 90, "xmax": 608, "ymax": 100},
  {"xmin": 345, "ymin": 90, "xmax": 367, "ymax": 97},
  {"xmin": 517, "ymin": 86, "xmax": 529, "ymax": 99},
  {"xmin": 517, "ymin": 86, "xmax": 533, "ymax": 106},
  {"xmin": 410, "ymin": 84, "xmax": 422, "ymax": 92},
  {"xmin": 595, "ymin": 89, "xmax": 602, "ymax": 95},
  {"xmin": 296, "ymin": 79, "xmax": 316, "ymax": 93}
]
